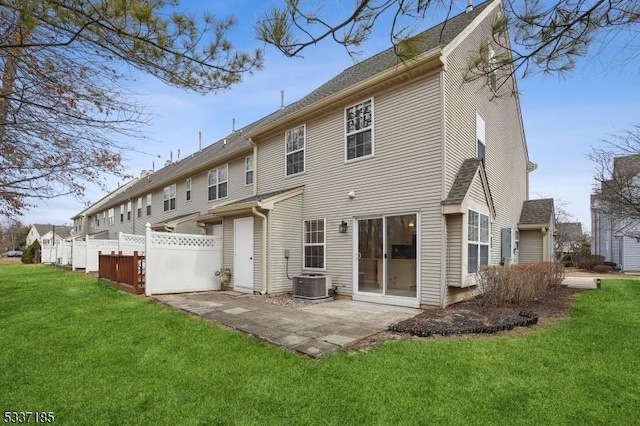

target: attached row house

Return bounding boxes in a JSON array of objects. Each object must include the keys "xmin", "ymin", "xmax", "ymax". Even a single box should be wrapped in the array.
[{"xmin": 71, "ymin": 0, "xmax": 553, "ymax": 308}]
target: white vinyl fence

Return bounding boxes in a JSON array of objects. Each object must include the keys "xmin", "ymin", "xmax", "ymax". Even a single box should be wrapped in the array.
[
  {"xmin": 71, "ymin": 238, "xmax": 87, "ymax": 270},
  {"xmin": 118, "ymin": 233, "xmax": 146, "ymax": 256},
  {"xmin": 41, "ymin": 240, "xmax": 68, "ymax": 264},
  {"xmin": 85, "ymin": 237, "xmax": 119, "ymax": 272},
  {"xmin": 145, "ymin": 223, "xmax": 223, "ymax": 295}
]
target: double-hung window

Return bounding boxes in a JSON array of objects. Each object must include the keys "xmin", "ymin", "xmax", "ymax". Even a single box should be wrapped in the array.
[
  {"xmin": 468, "ymin": 210, "xmax": 490, "ymax": 273},
  {"xmin": 208, "ymin": 165, "xmax": 228, "ymax": 201},
  {"xmin": 163, "ymin": 184, "xmax": 176, "ymax": 211},
  {"xmin": 345, "ymin": 99, "xmax": 373, "ymax": 161},
  {"xmin": 120, "ymin": 205, "xmax": 124, "ymax": 222},
  {"xmin": 285, "ymin": 126, "xmax": 305, "ymax": 176},
  {"xmin": 108, "ymin": 208, "xmax": 114, "ymax": 226},
  {"xmin": 245, "ymin": 156, "xmax": 254, "ymax": 185},
  {"xmin": 137, "ymin": 197, "xmax": 142, "ymax": 218},
  {"xmin": 185, "ymin": 178, "xmax": 192, "ymax": 201},
  {"xmin": 476, "ymin": 112, "xmax": 486, "ymax": 165},
  {"xmin": 127, "ymin": 201, "xmax": 131, "ymax": 221},
  {"xmin": 146, "ymin": 194, "xmax": 152, "ymax": 216},
  {"xmin": 303, "ymin": 219, "xmax": 325, "ymax": 270}
]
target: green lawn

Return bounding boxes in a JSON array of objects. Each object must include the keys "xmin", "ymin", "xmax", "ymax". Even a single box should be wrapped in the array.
[{"xmin": 1, "ymin": 265, "xmax": 639, "ymax": 425}]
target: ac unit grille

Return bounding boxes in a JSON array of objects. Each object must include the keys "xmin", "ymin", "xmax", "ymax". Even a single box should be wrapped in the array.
[{"xmin": 293, "ymin": 275, "xmax": 331, "ymax": 299}]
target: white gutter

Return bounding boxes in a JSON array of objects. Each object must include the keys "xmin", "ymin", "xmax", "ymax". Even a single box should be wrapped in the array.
[{"xmin": 252, "ymin": 206, "xmax": 268, "ymax": 295}]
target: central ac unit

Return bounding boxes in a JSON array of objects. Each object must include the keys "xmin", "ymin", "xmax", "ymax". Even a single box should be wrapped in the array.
[{"xmin": 293, "ymin": 274, "xmax": 332, "ymax": 299}]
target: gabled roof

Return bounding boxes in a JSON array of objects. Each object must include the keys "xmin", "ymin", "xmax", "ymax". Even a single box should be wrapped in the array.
[
  {"xmin": 33, "ymin": 224, "xmax": 73, "ymax": 238},
  {"xmin": 71, "ymin": 178, "xmax": 138, "ymax": 220},
  {"xmin": 442, "ymin": 158, "xmax": 495, "ymax": 217},
  {"xmin": 557, "ymin": 222, "xmax": 583, "ymax": 240},
  {"xmin": 210, "ymin": 186, "xmax": 304, "ymax": 216},
  {"xmin": 82, "ymin": 0, "xmax": 495, "ymax": 215},
  {"xmin": 150, "ymin": 211, "xmax": 201, "ymax": 231},
  {"xmin": 519, "ymin": 199, "xmax": 554, "ymax": 226}
]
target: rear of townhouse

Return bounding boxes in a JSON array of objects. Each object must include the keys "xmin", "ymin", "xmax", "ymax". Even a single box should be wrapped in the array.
[{"xmin": 71, "ymin": 0, "xmax": 548, "ymax": 308}]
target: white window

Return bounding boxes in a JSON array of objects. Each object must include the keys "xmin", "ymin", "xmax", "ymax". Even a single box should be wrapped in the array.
[
  {"xmin": 185, "ymin": 178, "xmax": 192, "ymax": 201},
  {"xmin": 127, "ymin": 201, "xmax": 132, "ymax": 221},
  {"xmin": 468, "ymin": 210, "xmax": 490, "ymax": 273},
  {"xmin": 103, "ymin": 211, "xmax": 107, "ymax": 226},
  {"xmin": 137, "ymin": 197, "xmax": 142, "ymax": 218},
  {"xmin": 476, "ymin": 112, "xmax": 486, "ymax": 165},
  {"xmin": 163, "ymin": 184, "xmax": 176, "ymax": 211},
  {"xmin": 345, "ymin": 99, "xmax": 373, "ymax": 161},
  {"xmin": 146, "ymin": 194, "xmax": 152, "ymax": 216},
  {"xmin": 303, "ymin": 219, "xmax": 325, "ymax": 270},
  {"xmin": 94, "ymin": 215, "xmax": 99, "ymax": 229},
  {"xmin": 245, "ymin": 156, "xmax": 254, "ymax": 185},
  {"xmin": 208, "ymin": 164, "xmax": 228, "ymax": 201},
  {"xmin": 285, "ymin": 126, "xmax": 305, "ymax": 176},
  {"xmin": 120, "ymin": 204, "xmax": 124, "ymax": 222},
  {"xmin": 108, "ymin": 208, "xmax": 114, "ymax": 226}
]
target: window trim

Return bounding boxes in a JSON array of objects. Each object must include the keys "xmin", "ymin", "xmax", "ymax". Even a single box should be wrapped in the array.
[
  {"xmin": 146, "ymin": 194, "xmax": 152, "ymax": 216},
  {"xmin": 344, "ymin": 98, "xmax": 375, "ymax": 163},
  {"xmin": 284, "ymin": 125, "xmax": 306, "ymax": 177},
  {"xmin": 467, "ymin": 209, "xmax": 490, "ymax": 274},
  {"xmin": 245, "ymin": 155, "xmax": 254, "ymax": 186},
  {"xmin": 303, "ymin": 218, "xmax": 326, "ymax": 271},
  {"xmin": 208, "ymin": 164, "xmax": 229, "ymax": 201},
  {"xmin": 108, "ymin": 208, "xmax": 114, "ymax": 226},
  {"xmin": 120, "ymin": 204, "xmax": 124, "ymax": 223},
  {"xmin": 137, "ymin": 197, "xmax": 142, "ymax": 218},
  {"xmin": 163, "ymin": 184, "xmax": 177, "ymax": 212},
  {"xmin": 476, "ymin": 112, "xmax": 486, "ymax": 165},
  {"xmin": 185, "ymin": 178, "xmax": 192, "ymax": 202}
]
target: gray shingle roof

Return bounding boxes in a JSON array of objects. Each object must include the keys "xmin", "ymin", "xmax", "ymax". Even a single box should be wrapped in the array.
[
  {"xmin": 91, "ymin": 1, "xmax": 493, "ymax": 214},
  {"xmin": 519, "ymin": 199, "xmax": 554, "ymax": 225},
  {"xmin": 221, "ymin": 187, "xmax": 303, "ymax": 207},
  {"xmin": 33, "ymin": 224, "xmax": 73, "ymax": 238},
  {"xmin": 443, "ymin": 159, "xmax": 483, "ymax": 204},
  {"xmin": 557, "ymin": 222, "xmax": 583, "ymax": 239}
]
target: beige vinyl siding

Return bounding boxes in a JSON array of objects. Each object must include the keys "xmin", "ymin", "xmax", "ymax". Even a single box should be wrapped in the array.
[
  {"xmin": 255, "ymin": 72, "xmax": 443, "ymax": 305},
  {"xmin": 446, "ymin": 214, "xmax": 463, "ymax": 287},
  {"xmin": 443, "ymin": 7, "xmax": 528, "ymax": 304},
  {"xmin": 468, "ymin": 174, "xmax": 487, "ymax": 205},
  {"xmin": 253, "ymin": 215, "xmax": 263, "ymax": 292},
  {"xmin": 269, "ymin": 194, "xmax": 303, "ymax": 294},
  {"xmin": 519, "ymin": 230, "xmax": 542, "ymax": 263}
]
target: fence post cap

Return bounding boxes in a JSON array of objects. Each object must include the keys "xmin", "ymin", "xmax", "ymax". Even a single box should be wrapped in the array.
[{"xmin": 145, "ymin": 222, "xmax": 151, "ymax": 230}]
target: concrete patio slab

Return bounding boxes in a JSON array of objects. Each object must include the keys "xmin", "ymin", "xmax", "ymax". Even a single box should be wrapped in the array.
[
  {"xmin": 153, "ymin": 292, "xmax": 421, "ymax": 358},
  {"xmin": 562, "ymin": 276, "xmax": 598, "ymax": 289}
]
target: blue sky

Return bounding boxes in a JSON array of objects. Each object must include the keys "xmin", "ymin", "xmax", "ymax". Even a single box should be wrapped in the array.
[{"xmin": 20, "ymin": 0, "xmax": 640, "ymax": 233}]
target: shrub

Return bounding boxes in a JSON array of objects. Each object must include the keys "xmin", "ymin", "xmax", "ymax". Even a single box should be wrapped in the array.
[
  {"xmin": 21, "ymin": 240, "xmax": 40, "ymax": 264},
  {"xmin": 593, "ymin": 264, "xmax": 613, "ymax": 273},
  {"xmin": 474, "ymin": 262, "xmax": 565, "ymax": 308},
  {"xmin": 602, "ymin": 261, "xmax": 617, "ymax": 269},
  {"xmin": 575, "ymin": 254, "xmax": 605, "ymax": 271}
]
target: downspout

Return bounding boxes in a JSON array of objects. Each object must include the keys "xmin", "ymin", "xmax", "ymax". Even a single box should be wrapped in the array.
[{"xmin": 252, "ymin": 206, "xmax": 268, "ymax": 295}]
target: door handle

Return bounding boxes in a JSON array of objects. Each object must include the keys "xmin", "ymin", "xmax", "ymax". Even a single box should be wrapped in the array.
[
  {"xmin": 249, "ymin": 257, "xmax": 253, "ymax": 260},
  {"xmin": 384, "ymin": 253, "xmax": 388, "ymax": 259}
]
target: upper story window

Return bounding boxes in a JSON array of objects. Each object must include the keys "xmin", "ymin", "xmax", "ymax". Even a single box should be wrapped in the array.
[
  {"xmin": 345, "ymin": 99, "xmax": 373, "ymax": 161},
  {"xmin": 245, "ymin": 156, "xmax": 254, "ymax": 185},
  {"xmin": 285, "ymin": 126, "xmax": 305, "ymax": 176},
  {"xmin": 120, "ymin": 204, "xmax": 124, "ymax": 222},
  {"xmin": 103, "ymin": 211, "xmax": 107, "ymax": 226},
  {"xmin": 127, "ymin": 201, "xmax": 132, "ymax": 221},
  {"xmin": 476, "ymin": 112, "xmax": 486, "ymax": 165},
  {"xmin": 185, "ymin": 178, "xmax": 192, "ymax": 201},
  {"xmin": 208, "ymin": 164, "xmax": 228, "ymax": 201},
  {"xmin": 94, "ymin": 215, "xmax": 99, "ymax": 229},
  {"xmin": 468, "ymin": 209, "xmax": 490, "ymax": 274},
  {"xmin": 163, "ymin": 184, "xmax": 176, "ymax": 212},
  {"xmin": 137, "ymin": 197, "xmax": 142, "ymax": 218},
  {"xmin": 303, "ymin": 219, "xmax": 325, "ymax": 270},
  {"xmin": 146, "ymin": 194, "xmax": 152, "ymax": 216},
  {"xmin": 108, "ymin": 208, "xmax": 114, "ymax": 226}
]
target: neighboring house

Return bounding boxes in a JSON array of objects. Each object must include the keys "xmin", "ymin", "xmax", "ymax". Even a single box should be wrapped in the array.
[
  {"xmin": 592, "ymin": 155, "xmax": 640, "ymax": 270},
  {"xmin": 26, "ymin": 224, "xmax": 73, "ymax": 246},
  {"xmin": 70, "ymin": 177, "xmax": 139, "ymax": 238},
  {"xmin": 72, "ymin": 0, "xmax": 551, "ymax": 307},
  {"xmin": 555, "ymin": 222, "xmax": 584, "ymax": 258}
]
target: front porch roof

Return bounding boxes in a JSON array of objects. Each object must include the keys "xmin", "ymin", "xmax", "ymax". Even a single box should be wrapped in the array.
[
  {"xmin": 208, "ymin": 186, "xmax": 304, "ymax": 216},
  {"xmin": 442, "ymin": 158, "xmax": 495, "ymax": 218},
  {"xmin": 150, "ymin": 211, "xmax": 201, "ymax": 231}
]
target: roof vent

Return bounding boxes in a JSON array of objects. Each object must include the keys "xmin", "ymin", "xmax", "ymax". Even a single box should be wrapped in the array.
[{"xmin": 466, "ymin": 0, "xmax": 473, "ymax": 12}]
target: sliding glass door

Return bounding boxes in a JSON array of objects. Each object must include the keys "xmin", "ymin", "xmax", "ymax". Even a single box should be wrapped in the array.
[{"xmin": 356, "ymin": 214, "xmax": 417, "ymax": 299}]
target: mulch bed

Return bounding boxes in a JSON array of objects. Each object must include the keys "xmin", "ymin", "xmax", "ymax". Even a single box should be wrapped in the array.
[{"xmin": 390, "ymin": 285, "xmax": 583, "ymax": 338}]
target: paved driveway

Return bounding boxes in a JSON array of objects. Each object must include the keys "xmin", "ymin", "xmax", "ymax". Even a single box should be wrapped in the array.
[{"xmin": 154, "ymin": 292, "xmax": 420, "ymax": 358}]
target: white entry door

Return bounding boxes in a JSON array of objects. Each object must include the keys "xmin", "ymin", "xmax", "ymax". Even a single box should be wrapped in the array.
[{"xmin": 233, "ymin": 217, "xmax": 254, "ymax": 293}]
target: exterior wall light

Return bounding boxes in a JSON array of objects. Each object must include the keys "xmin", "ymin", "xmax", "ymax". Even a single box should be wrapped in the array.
[{"xmin": 339, "ymin": 221, "xmax": 348, "ymax": 234}]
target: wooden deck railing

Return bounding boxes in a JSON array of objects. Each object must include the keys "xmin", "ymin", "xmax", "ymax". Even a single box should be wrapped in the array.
[{"xmin": 98, "ymin": 251, "xmax": 145, "ymax": 294}]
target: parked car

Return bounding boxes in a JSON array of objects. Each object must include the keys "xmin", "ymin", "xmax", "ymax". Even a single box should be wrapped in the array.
[{"xmin": 2, "ymin": 250, "xmax": 23, "ymax": 257}]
